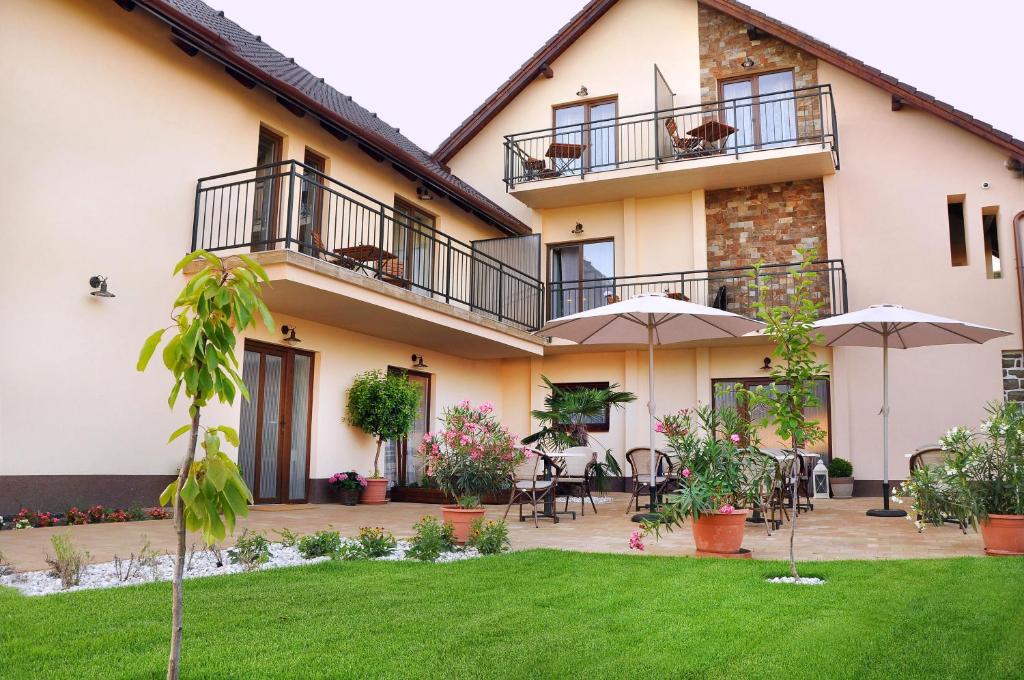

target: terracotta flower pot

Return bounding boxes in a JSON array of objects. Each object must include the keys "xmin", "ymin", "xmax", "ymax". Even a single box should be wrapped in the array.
[
  {"xmin": 336, "ymin": 488, "xmax": 360, "ymax": 506},
  {"xmin": 361, "ymin": 478, "xmax": 389, "ymax": 505},
  {"xmin": 691, "ymin": 509, "xmax": 748, "ymax": 555},
  {"xmin": 830, "ymin": 477, "xmax": 854, "ymax": 498},
  {"xmin": 980, "ymin": 514, "xmax": 1024, "ymax": 556},
  {"xmin": 441, "ymin": 505, "xmax": 486, "ymax": 544}
]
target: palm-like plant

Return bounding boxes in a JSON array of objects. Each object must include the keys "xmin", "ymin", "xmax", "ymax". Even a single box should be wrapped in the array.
[{"xmin": 523, "ymin": 376, "xmax": 636, "ymax": 450}]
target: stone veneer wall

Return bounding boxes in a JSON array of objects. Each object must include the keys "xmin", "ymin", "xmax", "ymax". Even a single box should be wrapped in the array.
[
  {"xmin": 1004, "ymin": 351, "xmax": 1024, "ymax": 402},
  {"xmin": 704, "ymin": 179, "xmax": 827, "ymax": 315},
  {"xmin": 698, "ymin": 4, "xmax": 817, "ymax": 102}
]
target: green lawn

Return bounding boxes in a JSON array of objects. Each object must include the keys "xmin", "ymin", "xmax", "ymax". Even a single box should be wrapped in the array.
[{"xmin": 1, "ymin": 551, "xmax": 1022, "ymax": 679}]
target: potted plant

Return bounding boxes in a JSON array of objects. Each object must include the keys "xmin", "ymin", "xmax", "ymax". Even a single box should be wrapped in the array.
[
  {"xmin": 828, "ymin": 458, "xmax": 854, "ymax": 498},
  {"xmin": 418, "ymin": 400, "xmax": 526, "ymax": 543},
  {"xmin": 645, "ymin": 404, "xmax": 772, "ymax": 557},
  {"xmin": 329, "ymin": 471, "xmax": 367, "ymax": 506},
  {"xmin": 345, "ymin": 370, "xmax": 421, "ymax": 504},
  {"xmin": 896, "ymin": 401, "xmax": 1024, "ymax": 555}
]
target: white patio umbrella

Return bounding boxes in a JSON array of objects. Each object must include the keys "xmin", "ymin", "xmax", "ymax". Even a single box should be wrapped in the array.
[
  {"xmin": 538, "ymin": 293, "xmax": 765, "ymax": 520},
  {"xmin": 814, "ymin": 304, "xmax": 1011, "ymax": 517}
]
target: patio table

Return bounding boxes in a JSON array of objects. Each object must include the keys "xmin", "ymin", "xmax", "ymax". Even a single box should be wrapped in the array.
[
  {"xmin": 545, "ymin": 142, "xmax": 586, "ymax": 175},
  {"xmin": 540, "ymin": 450, "xmax": 591, "ymax": 521},
  {"xmin": 685, "ymin": 119, "xmax": 737, "ymax": 153}
]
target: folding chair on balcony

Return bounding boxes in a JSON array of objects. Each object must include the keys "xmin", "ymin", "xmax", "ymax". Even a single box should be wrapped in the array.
[
  {"xmin": 310, "ymin": 231, "xmax": 363, "ymax": 272},
  {"xmin": 555, "ymin": 447, "xmax": 599, "ymax": 516},
  {"xmin": 625, "ymin": 447, "xmax": 674, "ymax": 514},
  {"xmin": 664, "ymin": 118, "xmax": 707, "ymax": 158},
  {"xmin": 504, "ymin": 451, "xmax": 561, "ymax": 527}
]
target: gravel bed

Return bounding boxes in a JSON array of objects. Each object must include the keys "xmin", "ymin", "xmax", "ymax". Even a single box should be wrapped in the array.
[
  {"xmin": 767, "ymin": 576, "xmax": 826, "ymax": 585},
  {"xmin": 555, "ymin": 496, "xmax": 613, "ymax": 505},
  {"xmin": 0, "ymin": 540, "xmax": 479, "ymax": 597}
]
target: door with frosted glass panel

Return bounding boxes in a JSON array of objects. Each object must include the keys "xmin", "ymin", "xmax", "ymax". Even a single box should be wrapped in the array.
[
  {"xmin": 238, "ymin": 342, "xmax": 314, "ymax": 503},
  {"xmin": 712, "ymin": 377, "xmax": 831, "ymax": 457},
  {"xmin": 721, "ymin": 71, "xmax": 796, "ymax": 153},
  {"xmin": 383, "ymin": 369, "xmax": 430, "ymax": 488}
]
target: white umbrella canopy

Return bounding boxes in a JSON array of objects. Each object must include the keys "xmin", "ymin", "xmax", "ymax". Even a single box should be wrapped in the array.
[
  {"xmin": 538, "ymin": 293, "xmax": 765, "ymax": 520},
  {"xmin": 813, "ymin": 304, "xmax": 1011, "ymax": 517}
]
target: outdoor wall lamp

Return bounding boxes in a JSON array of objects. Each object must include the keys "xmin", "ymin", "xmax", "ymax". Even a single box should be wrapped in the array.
[
  {"xmin": 281, "ymin": 325, "xmax": 301, "ymax": 344},
  {"xmin": 416, "ymin": 185, "xmax": 434, "ymax": 201},
  {"xmin": 89, "ymin": 275, "xmax": 115, "ymax": 298},
  {"xmin": 741, "ymin": 56, "xmax": 756, "ymax": 69},
  {"xmin": 411, "ymin": 354, "xmax": 428, "ymax": 369},
  {"xmin": 760, "ymin": 356, "xmax": 772, "ymax": 371},
  {"xmin": 576, "ymin": 85, "xmax": 588, "ymax": 97},
  {"xmin": 571, "ymin": 222, "xmax": 584, "ymax": 236}
]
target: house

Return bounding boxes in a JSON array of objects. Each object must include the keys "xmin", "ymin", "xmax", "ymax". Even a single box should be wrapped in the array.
[{"xmin": 0, "ymin": 0, "xmax": 1020, "ymax": 514}]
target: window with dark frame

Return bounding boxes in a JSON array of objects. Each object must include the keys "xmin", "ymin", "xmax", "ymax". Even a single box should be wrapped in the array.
[
  {"xmin": 553, "ymin": 97, "xmax": 618, "ymax": 173},
  {"xmin": 719, "ymin": 70, "xmax": 796, "ymax": 151},
  {"xmin": 393, "ymin": 196, "xmax": 436, "ymax": 295},
  {"xmin": 548, "ymin": 239, "xmax": 615, "ymax": 319},
  {"xmin": 553, "ymin": 381, "xmax": 612, "ymax": 432}
]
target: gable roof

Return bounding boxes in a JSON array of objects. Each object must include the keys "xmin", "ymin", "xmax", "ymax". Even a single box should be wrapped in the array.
[
  {"xmin": 433, "ymin": 0, "xmax": 1024, "ymax": 165},
  {"xmin": 125, "ymin": 0, "xmax": 531, "ymax": 236}
]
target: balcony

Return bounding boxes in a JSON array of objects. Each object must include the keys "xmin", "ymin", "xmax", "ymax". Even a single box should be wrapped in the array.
[
  {"xmin": 191, "ymin": 161, "xmax": 546, "ymax": 356},
  {"xmin": 503, "ymin": 85, "xmax": 838, "ymax": 209},
  {"xmin": 547, "ymin": 259, "xmax": 848, "ymax": 322}
]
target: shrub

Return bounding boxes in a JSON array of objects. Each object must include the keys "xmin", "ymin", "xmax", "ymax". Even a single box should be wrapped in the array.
[
  {"xmin": 65, "ymin": 507, "xmax": 90, "ymax": 525},
  {"xmin": 46, "ymin": 533, "xmax": 90, "ymax": 589},
  {"xmin": 106, "ymin": 509, "xmax": 131, "ymax": 523},
  {"xmin": 467, "ymin": 519, "xmax": 510, "ymax": 555},
  {"xmin": 227, "ymin": 530, "xmax": 271, "ymax": 571},
  {"xmin": 345, "ymin": 370, "xmax": 421, "ymax": 478},
  {"xmin": 406, "ymin": 516, "xmax": 455, "ymax": 562},
  {"xmin": 87, "ymin": 505, "xmax": 107, "ymax": 523},
  {"xmin": 297, "ymin": 530, "xmax": 343, "ymax": 559},
  {"xmin": 275, "ymin": 528, "xmax": 300, "ymax": 547},
  {"xmin": 16, "ymin": 509, "xmax": 59, "ymax": 528},
  {"xmin": 828, "ymin": 457, "xmax": 853, "ymax": 478},
  {"xmin": 148, "ymin": 507, "xmax": 172, "ymax": 520},
  {"xmin": 354, "ymin": 527, "xmax": 397, "ymax": 558}
]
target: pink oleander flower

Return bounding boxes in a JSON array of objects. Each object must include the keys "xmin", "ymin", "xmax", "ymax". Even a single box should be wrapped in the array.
[
  {"xmin": 479, "ymin": 401, "xmax": 494, "ymax": 414},
  {"xmin": 719, "ymin": 504, "xmax": 735, "ymax": 514},
  {"xmin": 655, "ymin": 422, "xmax": 665, "ymax": 433},
  {"xmin": 730, "ymin": 433, "xmax": 741, "ymax": 444},
  {"xmin": 460, "ymin": 435, "xmax": 471, "ymax": 445},
  {"xmin": 628, "ymin": 528, "xmax": 645, "ymax": 552},
  {"xmin": 681, "ymin": 468, "xmax": 691, "ymax": 479},
  {"xmin": 459, "ymin": 399, "xmax": 472, "ymax": 408}
]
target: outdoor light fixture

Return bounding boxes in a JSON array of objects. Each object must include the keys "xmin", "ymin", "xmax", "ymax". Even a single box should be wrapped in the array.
[
  {"xmin": 416, "ymin": 185, "xmax": 434, "ymax": 201},
  {"xmin": 411, "ymin": 354, "xmax": 428, "ymax": 369},
  {"xmin": 89, "ymin": 275, "xmax": 115, "ymax": 298},
  {"xmin": 576, "ymin": 85, "xmax": 588, "ymax": 97},
  {"xmin": 571, "ymin": 222, "xmax": 584, "ymax": 236},
  {"xmin": 760, "ymin": 356, "xmax": 772, "ymax": 371},
  {"xmin": 812, "ymin": 459, "xmax": 830, "ymax": 499},
  {"xmin": 741, "ymin": 56, "xmax": 755, "ymax": 68},
  {"xmin": 281, "ymin": 325, "xmax": 301, "ymax": 344}
]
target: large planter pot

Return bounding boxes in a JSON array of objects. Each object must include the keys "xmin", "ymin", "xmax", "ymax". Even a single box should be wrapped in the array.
[
  {"xmin": 830, "ymin": 477, "xmax": 854, "ymax": 499},
  {"xmin": 980, "ymin": 514, "xmax": 1024, "ymax": 556},
  {"xmin": 441, "ymin": 505, "xmax": 486, "ymax": 544},
  {"xmin": 361, "ymin": 478, "xmax": 389, "ymax": 505},
  {"xmin": 335, "ymin": 488, "xmax": 360, "ymax": 506},
  {"xmin": 691, "ymin": 510, "xmax": 748, "ymax": 556}
]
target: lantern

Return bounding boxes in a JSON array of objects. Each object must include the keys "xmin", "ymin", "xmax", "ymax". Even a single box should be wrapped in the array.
[{"xmin": 812, "ymin": 459, "xmax": 830, "ymax": 499}]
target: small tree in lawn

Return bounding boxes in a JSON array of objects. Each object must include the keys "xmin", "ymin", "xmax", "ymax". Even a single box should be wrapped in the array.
[
  {"xmin": 137, "ymin": 250, "xmax": 272, "ymax": 680},
  {"xmin": 743, "ymin": 248, "xmax": 828, "ymax": 579},
  {"xmin": 346, "ymin": 370, "xmax": 421, "ymax": 478}
]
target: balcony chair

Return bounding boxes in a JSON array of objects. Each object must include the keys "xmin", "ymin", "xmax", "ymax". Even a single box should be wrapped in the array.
[
  {"xmin": 625, "ymin": 447, "xmax": 674, "ymax": 514},
  {"xmin": 554, "ymin": 447, "xmax": 599, "ymax": 516},
  {"xmin": 664, "ymin": 118, "xmax": 707, "ymax": 158},
  {"xmin": 908, "ymin": 445, "xmax": 968, "ymax": 533},
  {"xmin": 504, "ymin": 451, "xmax": 562, "ymax": 527},
  {"xmin": 309, "ymin": 231, "xmax": 363, "ymax": 272},
  {"xmin": 711, "ymin": 285, "xmax": 728, "ymax": 311}
]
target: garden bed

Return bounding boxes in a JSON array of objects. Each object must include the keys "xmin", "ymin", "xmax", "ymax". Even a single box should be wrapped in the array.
[{"xmin": 1, "ymin": 505, "xmax": 171, "ymax": 530}]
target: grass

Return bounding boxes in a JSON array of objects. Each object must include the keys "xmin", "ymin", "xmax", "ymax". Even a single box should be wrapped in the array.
[{"xmin": 1, "ymin": 551, "xmax": 1022, "ymax": 679}]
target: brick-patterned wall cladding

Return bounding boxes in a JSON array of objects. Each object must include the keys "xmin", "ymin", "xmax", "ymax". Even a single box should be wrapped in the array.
[
  {"xmin": 698, "ymin": 4, "xmax": 821, "ymax": 142},
  {"xmin": 705, "ymin": 179, "xmax": 828, "ymax": 316},
  {"xmin": 1005, "ymin": 351, "xmax": 1024, "ymax": 402}
]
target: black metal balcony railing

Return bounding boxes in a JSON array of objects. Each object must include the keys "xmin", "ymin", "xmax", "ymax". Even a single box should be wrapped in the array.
[
  {"xmin": 192, "ymin": 161, "xmax": 545, "ymax": 331},
  {"xmin": 547, "ymin": 260, "xmax": 847, "ymax": 321},
  {"xmin": 503, "ymin": 85, "xmax": 838, "ymax": 188}
]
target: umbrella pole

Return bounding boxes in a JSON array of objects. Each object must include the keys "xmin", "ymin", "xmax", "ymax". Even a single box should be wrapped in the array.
[
  {"xmin": 631, "ymin": 320, "xmax": 661, "ymax": 523},
  {"xmin": 868, "ymin": 330, "xmax": 906, "ymax": 517}
]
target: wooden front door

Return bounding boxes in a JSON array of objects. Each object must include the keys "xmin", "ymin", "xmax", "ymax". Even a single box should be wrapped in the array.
[{"xmin": 238, "ymin": 341, "xmax": 314, "ymax": 504}]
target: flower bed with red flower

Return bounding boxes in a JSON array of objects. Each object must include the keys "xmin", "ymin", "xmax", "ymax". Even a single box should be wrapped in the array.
[
  {"xmin": 7, "ymin": 505, "xmax": 173, "ymax": 529},
  {"xmin": 417, "ymin": 400, "xmax": 527, "ymax": 508},
  {"xmin": 329, "ymin": 471, "xmax": 368, "ymax": 491}
]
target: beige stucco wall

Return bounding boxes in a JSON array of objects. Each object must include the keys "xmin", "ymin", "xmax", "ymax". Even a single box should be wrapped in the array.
[{"xmin": 0, "ymin": 0, "xmax": 527, "ymax": 480}]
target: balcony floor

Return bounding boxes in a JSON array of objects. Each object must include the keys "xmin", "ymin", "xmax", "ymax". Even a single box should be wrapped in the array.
[{"xmin": 510, "ymin": 144, "xmax": 836, "ymax": 209}]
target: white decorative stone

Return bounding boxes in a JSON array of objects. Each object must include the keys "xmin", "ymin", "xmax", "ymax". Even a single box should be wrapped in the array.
[{"xmin": 766, "ymin": 576, "xmax": 826, "ymax": 585}]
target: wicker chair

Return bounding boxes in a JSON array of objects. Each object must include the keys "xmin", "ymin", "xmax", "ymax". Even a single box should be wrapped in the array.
[
  {"xmin": 745, "ymin": 451, "xmax": 785, "ymax": 535},
  {"xmin": 504, "ymin": 451, "xmax": 562, "ymax": 526},
  {"xmin": 908, "ymin": 445, "xmax": 967, "ymax": 533},
  {"xmin": 555, "ymin": 447, "xmax": 598, "ymax": 516},
  {"xmin": 624, "ymin": 447, "xmax": 674, "ymax": 514}
]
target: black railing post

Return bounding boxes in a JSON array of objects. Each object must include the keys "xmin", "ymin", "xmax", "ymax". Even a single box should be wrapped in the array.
[
  {"xmin": 579, "ymin": 122, "xmax": 586, "ymax": 180},
  {"xmin": 732, "ymin": 99, "xmax": 740, "ymax": 159},
  {"xmin": 284, "ymin": 162, "xmax": 296, "ymax": 251},
  {"xmin": 840, "ymin": 260, "xmax": 849, "ymax": 314},
  {"xmin": 377, "ymin": 206, "xmax": 387, "ymax": 279},
  {"xmin": 497, "ymin": 265, "xmax": 505, "ymax": 323},
  {"xmin": 444, "ymin": 235, "xmax": 452, "ymax": 303},
  {"xmin": 191, "ymin": 181, "xmax": 202, "ymax": 252}
]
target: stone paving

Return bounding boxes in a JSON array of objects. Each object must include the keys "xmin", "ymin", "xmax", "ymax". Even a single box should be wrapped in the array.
[{"xmin": 0, "ymin": 494, "xmax": 984, "ymax": 573}]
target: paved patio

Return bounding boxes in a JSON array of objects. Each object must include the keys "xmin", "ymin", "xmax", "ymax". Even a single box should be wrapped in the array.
[{"xmin": 0, "ymin": 494, "xmax": 983, "ymax": 572}]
